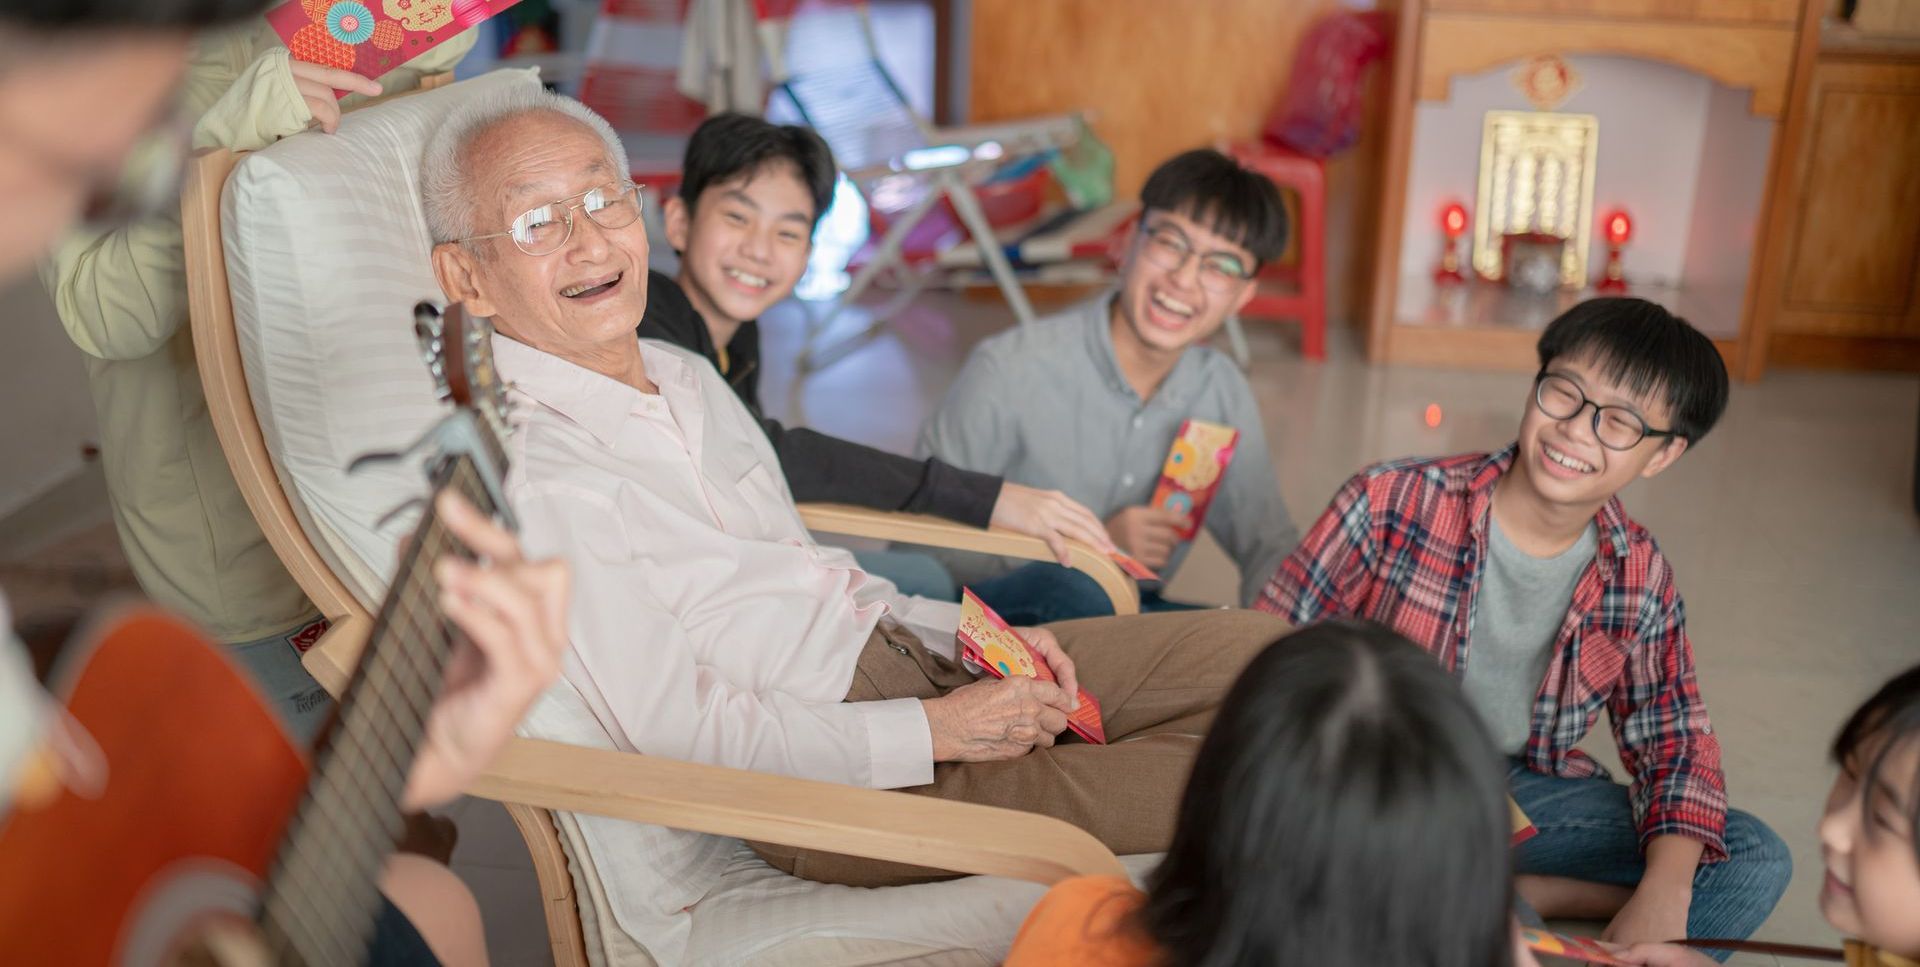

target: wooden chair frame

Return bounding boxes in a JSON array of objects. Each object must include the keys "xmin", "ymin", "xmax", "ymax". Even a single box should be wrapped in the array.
[{"xmin": 180, "ymin": 73, "xmax": 1135, "ymax": 966}]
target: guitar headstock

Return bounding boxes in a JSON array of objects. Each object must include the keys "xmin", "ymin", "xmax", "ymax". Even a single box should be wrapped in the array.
[
  {"xmin": 414, "ymin": 301, "xmax": 511, "ymax": 443},
  {"xmin": 348, "ymin": 302, "xmax": 517, "ymax": 531}
]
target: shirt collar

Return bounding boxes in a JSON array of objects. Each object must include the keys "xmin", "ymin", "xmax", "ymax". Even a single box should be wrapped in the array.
[
  {"xmin": 1465, "ymin": 444, "xmax": 1633, "ymax": 564},
  {"xmin": 492, "ymin": 331, "xmax": 691, "ymax": 448},
  {"xmin": 1084, "ymin": 291, "xmax": 1203, "ymax": 407}
]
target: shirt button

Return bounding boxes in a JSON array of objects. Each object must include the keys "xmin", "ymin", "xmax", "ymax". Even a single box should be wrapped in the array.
[
  {"xmin": 1121, "ymin": 473, "xmax": 1135, "ymax": 487},
  {"xmin": 1132, "ymin": 415, "xmax": 1144, "ymax": 429}
]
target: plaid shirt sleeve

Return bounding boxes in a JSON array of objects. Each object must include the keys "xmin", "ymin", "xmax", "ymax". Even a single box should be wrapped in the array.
[
  {"xmin": 1608, "ymin": 574, "xmax": 1730, "ymax": 862},
  {"xmin": 1256, "ymin": 472, "xmax": 1377, "ymax": 623}
]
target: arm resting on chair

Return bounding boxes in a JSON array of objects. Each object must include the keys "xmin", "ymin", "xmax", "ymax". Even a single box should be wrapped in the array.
[
  {"xmin": 798, "ymin": 503, "xmax": 1140, "ymax": 615},
  {"xmin": 473, "ymin": 737, "xmax": 1128, "ymax": 884},
  {"xmin": 307, "ymin": 625, "xmax": 1125, "ymax": 884}
]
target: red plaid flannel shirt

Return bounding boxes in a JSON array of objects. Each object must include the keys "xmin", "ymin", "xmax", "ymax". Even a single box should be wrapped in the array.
[{"xmin": 1256, "ymin": 447, "xmax": 1729, "ymax": 860}]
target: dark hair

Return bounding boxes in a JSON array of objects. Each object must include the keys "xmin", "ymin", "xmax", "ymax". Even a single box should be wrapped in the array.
[
  {"xmin": 1139, "ymin": 148, "xmax": 1289, "ymax": 269},
  {"xmin": 1536, "ymin": 297, "xmax": 1730, "ymax": 443},
  {"xmin": 678, "ymin": 111, "xmax": 837, "ymax": 230},
  {"xmin": 1832, "ymin": 663, "xmax": 1920, "ymax": 868},
  {"xmin": 1140, "ymin": 620, "xmax": 1516, "ymax": 967},
  {"xmin": 0, "ymin": 0, "xmax": 266, "ymax": 29}
]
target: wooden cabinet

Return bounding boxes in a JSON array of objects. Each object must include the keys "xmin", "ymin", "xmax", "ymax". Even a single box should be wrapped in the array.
[
  {"xmin": 1364, "ymin": 0, "xmax": 1816, "ymax": 373},
  {"xmin": 1750, "ymin": 48, "xmax": 1920, "ymax": 371}
]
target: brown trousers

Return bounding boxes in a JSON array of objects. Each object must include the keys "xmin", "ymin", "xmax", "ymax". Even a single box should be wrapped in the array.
[{"xmin": 750, "ymin": 608, "xmax": 1293, "ymax": 888}]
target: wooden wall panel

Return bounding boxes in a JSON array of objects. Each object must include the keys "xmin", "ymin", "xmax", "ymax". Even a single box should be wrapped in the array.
[
  {"xmin": 1782, "ymin": 67, "xmax": 1920, "ymax": 318},
  {"xmin": 966, "ymin": 0, "xmax": 1336, "ymax": 196},
  {"xmin": 965, "ymin": 0, "xmax": 1389, "ymax": 328},
  {"xmin": 1418, "ymin": 15, "xmax": 1798, "ymax": 116},
  {"xmin": 1425, "ymin": 0, "xmax": 1799, "ymax": 25}
]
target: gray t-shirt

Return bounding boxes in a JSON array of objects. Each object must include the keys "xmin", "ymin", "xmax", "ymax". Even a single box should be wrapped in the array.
[{"xmin": 1463, "ymin": 517, "xmax": 1597, "ymax": 755}]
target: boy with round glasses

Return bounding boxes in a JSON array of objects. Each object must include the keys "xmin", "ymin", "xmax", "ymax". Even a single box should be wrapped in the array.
[
  {"xmin": 1257, "ymin": 297, "xmax": 1791, "ymax": 956},
  {"xmin": 918, "ymin": 148, "xmax": 1300, "ymax": 623}
]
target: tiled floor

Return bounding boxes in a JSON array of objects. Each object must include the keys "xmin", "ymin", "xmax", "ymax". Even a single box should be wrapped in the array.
[{"xmin": 5, "ymin": 288, "xmax": 1915, "ymax": 965}]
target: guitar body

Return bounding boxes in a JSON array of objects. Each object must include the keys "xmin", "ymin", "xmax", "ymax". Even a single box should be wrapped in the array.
[{"xmin": 0, "ymin": 608, "xmax": 309, "ymax": 965}]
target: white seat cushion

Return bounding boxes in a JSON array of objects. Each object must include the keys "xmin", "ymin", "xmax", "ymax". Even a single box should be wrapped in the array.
[
  {"xmin": 225, "ymin": 67, "xmax": 547, "ymax": 606},
  {"xmin": 220, "ymin": 69, "xmax": 1139, "ymax": 965}
]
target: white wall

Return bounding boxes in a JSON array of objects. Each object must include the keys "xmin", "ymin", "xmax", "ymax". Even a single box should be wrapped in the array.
[
  {"xmin": 1680, "ymin": 81, "xmax": 1776, "ymax": 293},
  {"xmin": 1399, "ymin": 55, "xmax": 1716, "ymax": 286},
  {"xmin": 0, "ymin": 276, "xmax": 99, "ymax": 521}
]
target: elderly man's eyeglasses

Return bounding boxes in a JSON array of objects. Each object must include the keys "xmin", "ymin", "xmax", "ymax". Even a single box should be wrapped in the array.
[
  {"xmin": 461, "ymin": 181, "xmax": 644, "ymax": 256},
  {"xmin": 1136, "ymin": 224, "xmax": 1254, "ymax": 294},
  {"xmin": 1533, "ymin": 373, "xmax": 1680, "ymax": 450}
]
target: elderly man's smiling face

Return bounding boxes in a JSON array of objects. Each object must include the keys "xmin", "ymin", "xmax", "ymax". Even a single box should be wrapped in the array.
[{"xmin": 434, "ymin": 111, "xmax": 648, "ymax": 362}]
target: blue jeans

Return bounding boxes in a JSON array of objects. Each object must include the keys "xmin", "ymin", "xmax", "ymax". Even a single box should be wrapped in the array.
[
  {"xmin": 231, "ymin": 615, "xmax": 333, "ymax": 743},
  {"xmin": 853, "ymin": 549, "xmax": 958, "ymax": 601},
  {"xmin": 963, "ymin": 561, "xmax": 1208, "ymax": 626},
  {"xmin": 1507, "ymin": 762, "xmax": 1791, "ymax": 960}
]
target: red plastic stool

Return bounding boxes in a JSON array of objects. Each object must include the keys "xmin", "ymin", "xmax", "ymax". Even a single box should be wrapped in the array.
[{"xmin": 1228, "ymin": 141, "xmax": 1327, "ymax": 361}]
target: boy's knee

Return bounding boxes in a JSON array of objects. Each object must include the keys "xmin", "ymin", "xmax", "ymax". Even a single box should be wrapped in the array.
[{"xmin": 1726, "ymin": 809, "xmax": 1794, "ymax": 896}]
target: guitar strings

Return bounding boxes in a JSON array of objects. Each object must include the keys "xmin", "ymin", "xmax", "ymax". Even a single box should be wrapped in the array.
[{"xmin": 260, "ymin": 459, "xmax": 493, "ymax": 966}]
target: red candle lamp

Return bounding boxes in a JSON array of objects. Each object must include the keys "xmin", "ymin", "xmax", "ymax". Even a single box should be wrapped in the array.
[
  {"xmin": 1434, "ymin": 201, "xmax": 1469, "ymax": 285},
  {"xmin": 1596, "ymin": 208, "xmax": 1632, "ymax": 292}
]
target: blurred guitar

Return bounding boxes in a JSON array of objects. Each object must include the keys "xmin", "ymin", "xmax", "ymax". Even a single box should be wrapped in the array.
[{"xmin": 0, "ymin": 303, "xmax": 513, "ymax": 967}]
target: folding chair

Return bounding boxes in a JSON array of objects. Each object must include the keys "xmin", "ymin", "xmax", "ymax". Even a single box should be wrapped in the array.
[
  {"xmin": 773, "ymin": 0, "xmax": 1086, "ymax": 371},
  {"xmin": 181, "ymin": 69, "xmax": 1142, "ymax": 965}
]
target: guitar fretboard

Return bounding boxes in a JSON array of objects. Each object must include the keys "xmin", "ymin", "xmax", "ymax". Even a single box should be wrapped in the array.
[{"xmin": 256, "ymin": 454, "xmax": 492, "ymax": 967}]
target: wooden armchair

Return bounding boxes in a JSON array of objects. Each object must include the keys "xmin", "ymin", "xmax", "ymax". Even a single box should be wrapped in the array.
[{"xmin": 181, "ymin": 71, "xmax": 1135, "ymax": 965}]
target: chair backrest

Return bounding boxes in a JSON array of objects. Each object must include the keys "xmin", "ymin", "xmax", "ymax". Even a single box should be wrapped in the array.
[
  {"xmin": 181, "ymin": 67, "xmax": 599, "ymax": 967},
  {"xmin": 199, "ymin": 68, "xmax": 544, "ymax": 611},
  {"xmin": 775, "ymin": 1, "xmax": 929, "ymax": 172}
]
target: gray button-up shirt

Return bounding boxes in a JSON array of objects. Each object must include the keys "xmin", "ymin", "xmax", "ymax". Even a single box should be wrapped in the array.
[{"xmin": 917, "ymin": 293, "xmax": 1298, "ymax": 605}]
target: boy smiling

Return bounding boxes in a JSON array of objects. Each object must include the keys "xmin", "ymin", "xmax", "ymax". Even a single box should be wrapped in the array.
[
  {"xmin": 918, "ymin": 149, "xmax": 1300, "ymax": 623},
  {"xmin": 637, "ymin": 113, "xmax": 1113, "ymax": 587},
  {"xmin": 1257, "ymin": 298, "xmax": 1790, "ymax": 954}
]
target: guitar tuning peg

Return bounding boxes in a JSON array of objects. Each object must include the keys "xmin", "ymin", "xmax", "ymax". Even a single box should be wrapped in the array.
[{"xmin": 413, "ymin": 301, "xmax": 453, "ymax": 402}]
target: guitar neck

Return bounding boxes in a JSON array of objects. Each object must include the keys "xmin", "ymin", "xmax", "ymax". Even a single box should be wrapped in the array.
[{"xmin": 255, "ymin": 453, "xmax": 493, "ymax": 967}]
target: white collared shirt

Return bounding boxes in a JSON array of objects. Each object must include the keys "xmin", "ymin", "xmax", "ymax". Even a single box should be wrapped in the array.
[{"xmin": 495, "ymin": 334, "xmax": 956, "ymax": 791}]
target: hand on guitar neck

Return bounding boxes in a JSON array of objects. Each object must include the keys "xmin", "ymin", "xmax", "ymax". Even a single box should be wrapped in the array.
[{"xmin": 403, "ymin": 489, "xmax": 571, "ymax": 812}]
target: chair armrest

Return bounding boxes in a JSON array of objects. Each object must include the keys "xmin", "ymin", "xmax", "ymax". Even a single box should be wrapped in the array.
[
  {"xmin": 798, "ymin": 503, "xmax": 1139, "ymax": 616},
  {"xmin": 472, "ymin": 738, "xmax": 1126, "ymax": 884},
  {"xmin": 306, "ymin": 626, "xmax": 1128, "ymax": 883},
  {"xmin": 301, "ymin": 613, "xmax": 370, "ymax": 697}
]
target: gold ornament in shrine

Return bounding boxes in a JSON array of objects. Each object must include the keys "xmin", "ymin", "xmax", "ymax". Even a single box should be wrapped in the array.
[{"xmin": 1472, "ymin": 110, "xmax": 1599, "ymax": 288}]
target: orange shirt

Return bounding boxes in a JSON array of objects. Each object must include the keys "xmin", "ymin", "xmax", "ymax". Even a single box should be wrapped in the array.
[{"xmin": 1006, "ymin": 876, "xmax": 1162, "ymax": 967}]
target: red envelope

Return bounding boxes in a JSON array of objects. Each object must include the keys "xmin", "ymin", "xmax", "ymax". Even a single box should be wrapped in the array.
[
  {"xmin": 267, "ymin": 0, "xmax": 525, "ymax": 95},
  {"xmin": 957, "ymin": 590, "xmax": 1106, "ymax": 744},
  {"xmin": 1149, "ymin": 419, "xmax": 1239, "ymax": 542},
  {"xmin": 1520, "ymin": 928, "xmax": 1629, "ymax": 965}
]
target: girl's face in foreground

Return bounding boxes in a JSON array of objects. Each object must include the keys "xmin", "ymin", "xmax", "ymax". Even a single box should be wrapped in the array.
[{"xmin": 1818, "ymin": 735, "xmax": 1920, "ymax": 957}]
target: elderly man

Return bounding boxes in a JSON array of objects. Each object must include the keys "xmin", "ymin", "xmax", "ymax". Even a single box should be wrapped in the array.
[{"xmin": 424, "ymin": 87, "xmax": 1292, "ymax": 889}]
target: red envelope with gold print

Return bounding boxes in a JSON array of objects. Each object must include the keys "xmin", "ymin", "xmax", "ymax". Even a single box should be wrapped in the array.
[
  {"xmin": 267, "ymin": 0, "xmax": 524, "ymax": 93},
  {"xmin": 956, "ymin": 590, "xmax": 1106, "ymax": 744},
  {"xmin": 1150, "ymin": 419, "xmax": 1239, "ymax": 542}
]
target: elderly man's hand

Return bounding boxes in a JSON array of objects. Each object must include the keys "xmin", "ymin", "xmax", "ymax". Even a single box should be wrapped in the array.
[
  {"xmin": 922, "ymin": 676, "xmax": 1073, "ymax": 762},
  {"xmin": 1012, "ymin": 627, "xmax": 1079, "ymax": 710}
]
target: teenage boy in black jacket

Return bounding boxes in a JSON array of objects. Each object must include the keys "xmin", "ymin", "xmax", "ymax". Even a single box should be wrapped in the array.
[{"xmin": 637, "ymin": 113, "xmax": 1114, "ymax": 586}]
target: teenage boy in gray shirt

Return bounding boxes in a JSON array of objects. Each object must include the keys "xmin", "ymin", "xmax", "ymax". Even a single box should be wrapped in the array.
[{"xmin": 918, "ymin": 150, "xmax": 1298, "ymax": 624}]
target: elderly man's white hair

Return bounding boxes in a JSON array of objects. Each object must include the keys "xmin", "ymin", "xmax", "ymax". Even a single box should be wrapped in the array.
[{"xmin": 421, "ymin": 85, "xmax": 630, "ymax": 245}]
